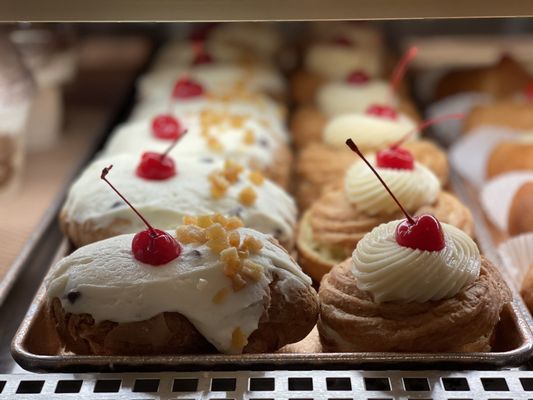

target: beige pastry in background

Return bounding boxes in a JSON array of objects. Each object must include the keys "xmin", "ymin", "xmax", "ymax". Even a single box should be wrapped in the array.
[
  {"xmin": 464, "ymin": 101, "xmax": 533, "ymax": 133},
  {"xmin": 487, "ymin": 141, "xmax": 533, "ymax": 179},
  {"xmin": 508, "ymin": 182, "xmax": 533, "ymax": 236},
  {"xmin": 435, "ymin": 55, "xmax": 531, "ymax": 100}
]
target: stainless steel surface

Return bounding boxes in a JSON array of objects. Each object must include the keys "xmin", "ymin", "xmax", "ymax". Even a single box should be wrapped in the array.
[
  {"xmin": 3, "ymin": 369, "xmax": 533, "ymax": 399},
  {"xmin": 2, "ymin": 0, "xmax": 533, "ymax": 22}
]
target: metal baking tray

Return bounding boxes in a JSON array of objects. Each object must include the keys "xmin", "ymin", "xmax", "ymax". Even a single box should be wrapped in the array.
[{"xmin": 10, "ymin": 235, "xmax": 533, "ymax": 372}]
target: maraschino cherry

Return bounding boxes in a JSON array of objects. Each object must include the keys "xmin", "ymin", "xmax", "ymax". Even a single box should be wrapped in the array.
[
  {"xmin": 172, "ymin": 75, "xmax": 204, "ymax": 99},
  {"xmin": 151, "ymin": 114, "xmax": 183, "ymax": 140},
  {"xmin": 346, "ymin": 70, "xmax": 370, "ymax": 85},
  {"xmin": 364, "ymin": 47, "xmax": 418, "ymax": 121},
  {"xmin": 101, "ymin": 165, "xmax": 181, "ymax": 265},
  {"xmin": 376, "ymin": 113, "xmax": 465, "ymax": 170},
  {"xmin": 136, "ymin": 134, "xmax": 184, "ymax": 180},
  {"xmin": 346, "ymin": 138, "xmax": 445, "ymax": 252},
  {"xmin": 191, "ymin": 40, "xmax": 213, "ymax": 65}
]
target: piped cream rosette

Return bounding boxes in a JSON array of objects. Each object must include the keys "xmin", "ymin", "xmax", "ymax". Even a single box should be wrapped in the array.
[
  {"xmin": 352, "ymin": 220, "xmax": 481, "ymax": 303},
  {"xmin": 316, "ymin": 80, "xmax": 393, "ymax": 117},
  {"xmin": 323, "ymin": 112, "xmax": 418, "ymax": 153},
  {"xmin": 47, "ymin": 217, "xmax": 316, "ymax": 355},
  {"xmin": 137, "ymin": 63, "xmax": 285, "ymax": 102},
  {"xmin": 61, "ymin": 154, "xmax": 296, "ymax": 249},
  {"xmin": 344, "ymin": 156, "xmax": 440, "ymax": 216}
]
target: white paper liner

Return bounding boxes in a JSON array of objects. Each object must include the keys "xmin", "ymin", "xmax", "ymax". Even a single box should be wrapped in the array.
[
  {"xmin": 426, "ymin": 92, "xmax": 490, "ymax": 145},
  {"xmin": 449, "ymin": 126, "xmax": 518, "ymax": 188},
  {"xmin": 498, "ymin": 233, "xmax": 533, "ymax": 289},
  {"xmin": 481, "ymin": 172, "xmax": 533, "ymax": 232}
]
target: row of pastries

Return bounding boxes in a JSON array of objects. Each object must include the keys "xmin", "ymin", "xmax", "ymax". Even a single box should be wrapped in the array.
[{"xmin": 45, "ymin": 22, "xmax": 513, "ymax": 356}]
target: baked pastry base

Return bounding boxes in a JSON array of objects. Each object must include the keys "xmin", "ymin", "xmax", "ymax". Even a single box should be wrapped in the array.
[
  {"xmin": 318, "ymin": 256, "xmax": 511, "ymax": 352},
  {"xmin": 48, "ymin": 270, "xmax": 319, "ymax": 356}
]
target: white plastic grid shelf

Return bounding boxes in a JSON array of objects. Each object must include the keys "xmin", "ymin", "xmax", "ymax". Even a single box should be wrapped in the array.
[{"xmin": 1, "ymin": 369, "xmax": 533, "ymax": 399}]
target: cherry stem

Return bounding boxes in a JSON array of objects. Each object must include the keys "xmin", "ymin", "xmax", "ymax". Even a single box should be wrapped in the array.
[
  {"xmin": 391, "ymin": 113, "xmax": 465, "ymax": 149},
  {"xmin": 389, "ymin": 46, "xmax": 418, "ymax": 100},
  {"xmin": 345, "ymin": 139, "xmax": 415, "ymax": 224},
  {"xmin": 160, "ymin": 129, "xmax": 187, "ymax": 161},
  {"xmin": 100, "ymin": 165, "xmax": 157, "ymax": 236}
]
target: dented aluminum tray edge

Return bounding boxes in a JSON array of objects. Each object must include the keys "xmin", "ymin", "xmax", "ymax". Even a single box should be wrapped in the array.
[{"xmin": 10, "ymin": 238, "xmax": 533, "ymax": 373}]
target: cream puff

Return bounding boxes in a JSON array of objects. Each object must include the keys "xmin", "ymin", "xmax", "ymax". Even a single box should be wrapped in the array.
[
  {"xmin": 319, "ymin": 227, "xmax": 510, "ymax": 352},
  {"xmin": 297, "ymin": 146, "xmax": 472, "ymax": 281},
  {"xmin": 61, "ymin": 154, "xmax": 296, "ymax": 250},
  {"xmin": 48, "ymin": 211, "xmax": 318, "ymax": 355}
]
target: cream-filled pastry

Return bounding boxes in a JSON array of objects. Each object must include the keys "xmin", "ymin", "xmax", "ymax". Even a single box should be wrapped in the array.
[
  {"xmin": 103, "ymin": 107, "xmax": 291, "ymax": 187},
  {"xmin": 297, "ymin": 146, "xmax": 472, "ymax": 282},
  {"xmin": 319, "ymin": 222, "xmax": 510, "ymax": 352},
  {"xmin": 61, "ymin": 154, "xmax": 296, "ymax": 249},
  {"xmin": 137, "ymin": 63, "xmax": 286, "ymax": 103},
  {"xmin": 318, "ymin": 140, "xmax": 510, "ymax": 352},
  {"xmin": 130, "ymin": 90, "xmax": 288, "ymax": 144},
  {"xmin": 48, "ymin": 212, "xmax": 318, "ymax": 355}
]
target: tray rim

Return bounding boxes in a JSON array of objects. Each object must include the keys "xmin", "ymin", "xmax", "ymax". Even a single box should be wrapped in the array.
[{"xmin": 10, "ymin": 242, "xmax": 533, "ymax": 372}]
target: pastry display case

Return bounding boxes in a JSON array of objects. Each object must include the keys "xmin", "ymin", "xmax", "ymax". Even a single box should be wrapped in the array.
[{"xmin": 1, "ymin": 7, "xmax": 533, "ymax": 399}]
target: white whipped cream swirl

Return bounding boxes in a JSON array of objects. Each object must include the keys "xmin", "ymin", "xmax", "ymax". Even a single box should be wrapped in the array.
[
  {"xmin": 344, "ymin": 157, "xmax": 440, "ymax": 215},
  {"xmin": 352, "ymin": 220, "xmax": 481, "ymax": 303}
]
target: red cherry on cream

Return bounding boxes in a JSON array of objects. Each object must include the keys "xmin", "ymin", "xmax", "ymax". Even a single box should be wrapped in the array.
[
  {"xmin": 151, "ymin": 114, "xmax": 182, "ymax": 140},
  {"xmin": 347, "ymin": 70, "xmax": 370, "ymax": 85},
  {"xmin": 376, "ymin": 146, "xmax": 414, "ymax": 170},
  {"xmin": 136, "ymin": 152, "xmax": 176, "ymax": 180},
  {"xmin": 172, "ymin": 76, "xmax": 204, "ymax": 99},
  {"xmin": 136, "ymin": 132, "xmax": 185, "ymax": 180},
  {"xmin": 132, "ymin": 228, "xmax": 182, "ymax": 265},
  {"xmin": 366, "ymin": 104, "xmax": 398, "ymax": 120},
  {"xmin": 345, "ymin": 138, "xmax": 445, "ymax": 252},
  {"xmin": 396, "ymin": 214, "xmax": 445, "ymax": 252},
  {"xmin": 100, "ymin": 165, "xmax": 181, "ymax": 266}
]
